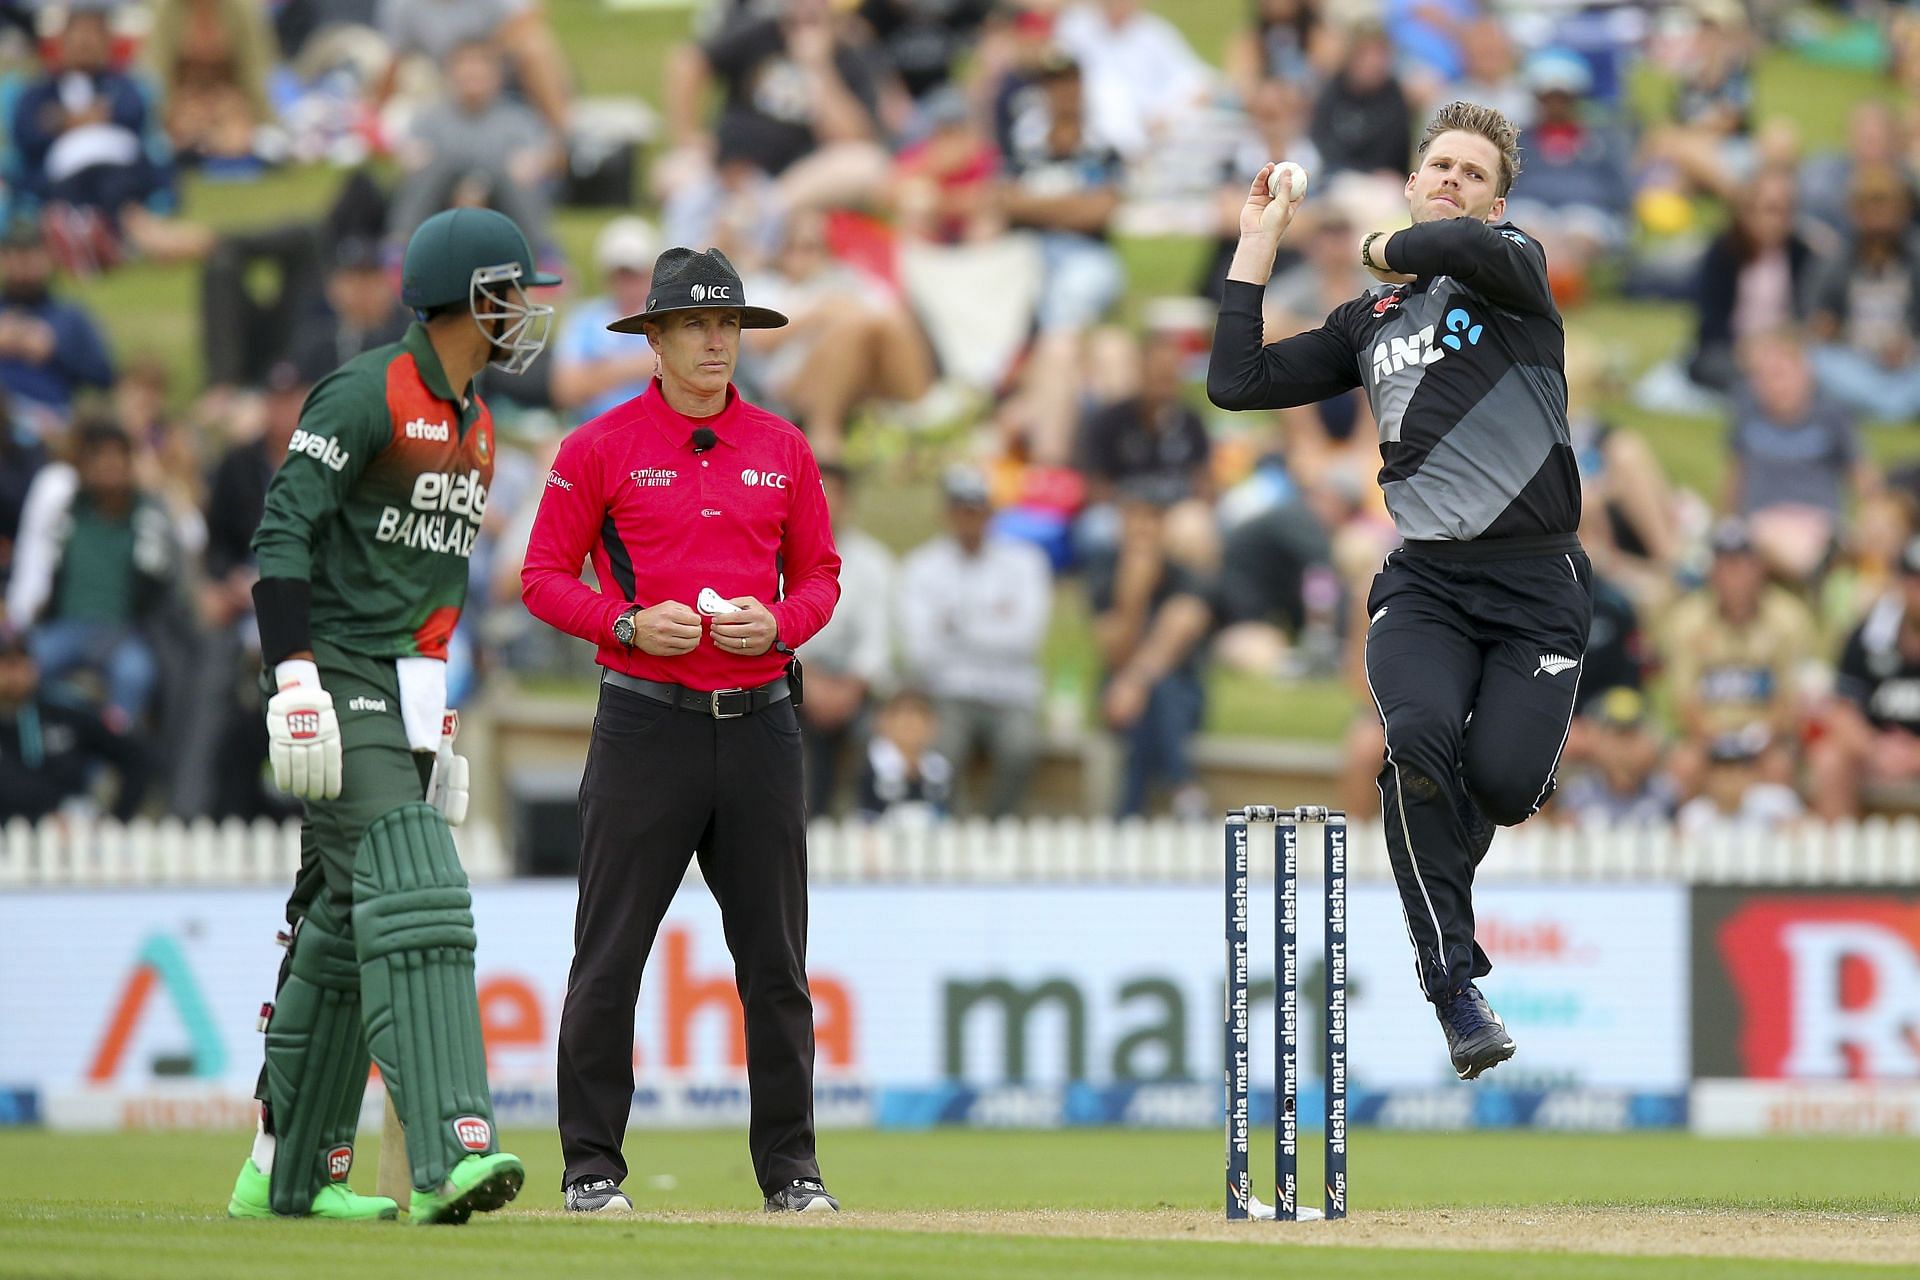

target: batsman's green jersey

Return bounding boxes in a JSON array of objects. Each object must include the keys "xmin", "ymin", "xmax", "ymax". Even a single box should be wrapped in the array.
[{"xmin": 252, "ymin": 323, "xmax": 495, "ymax": 659}]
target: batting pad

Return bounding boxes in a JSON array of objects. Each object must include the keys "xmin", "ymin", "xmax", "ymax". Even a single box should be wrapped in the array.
[
  {"xmin": 264, "ymin": 896, "xmax": 374, "ymax": 1215},
  {"xmin": 352, "ymin": 803, "xmax": 496, "ymax": 1194}
]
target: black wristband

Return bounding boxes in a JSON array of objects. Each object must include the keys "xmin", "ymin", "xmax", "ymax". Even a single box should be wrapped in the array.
[
  {"xmin": 252, "ymin": 576, "xmax": 312, "ymax": 665},
  {"xmin": 1359, "ymin": 231, "xmax": 1385, "ymax": 272}
]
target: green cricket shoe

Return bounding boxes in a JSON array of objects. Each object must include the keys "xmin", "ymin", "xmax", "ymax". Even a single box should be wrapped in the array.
[
  {"xmin": 408, "ymin": 1152, "xmax": 525, "ymax": 1226},
  {"xmin": 226, "ymin": 1158, "xmax": 400, "ymax": 1220}
]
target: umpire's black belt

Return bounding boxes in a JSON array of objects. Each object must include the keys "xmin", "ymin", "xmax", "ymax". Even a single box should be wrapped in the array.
[{"xmin": 601, "ymin": 670, "xmax": 791, "ymax": 720}]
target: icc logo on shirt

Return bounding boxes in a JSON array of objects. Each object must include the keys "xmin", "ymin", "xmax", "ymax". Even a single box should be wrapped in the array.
[{"xmin": 741, "ymin": 469, "xmax": 790, "ymax": 489}]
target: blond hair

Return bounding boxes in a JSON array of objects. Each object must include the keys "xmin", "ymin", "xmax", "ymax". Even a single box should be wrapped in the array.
[{"xmin": 1416, "ymin": 101, "xmax": 1522, "ymax": 198}]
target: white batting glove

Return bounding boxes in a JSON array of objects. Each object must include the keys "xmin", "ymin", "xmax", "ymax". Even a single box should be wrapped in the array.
[
  {"xmin": 266, "ymin": 660, "xmax": 342, "ymax": 800},
  {"xmin": 427, "ymin": 710, "xmax": 469, "ymax": 826}
]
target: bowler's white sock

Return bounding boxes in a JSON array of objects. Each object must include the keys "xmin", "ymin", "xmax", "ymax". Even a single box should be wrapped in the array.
[{"xmin": 252, "ymin": 1119, "xmax": 276, "ymax": 1175}]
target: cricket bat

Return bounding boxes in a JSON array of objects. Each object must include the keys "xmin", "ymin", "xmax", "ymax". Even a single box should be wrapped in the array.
[{"xmin": 377, "ymin": 1091, "xmax": 409, "ymax": 1208}]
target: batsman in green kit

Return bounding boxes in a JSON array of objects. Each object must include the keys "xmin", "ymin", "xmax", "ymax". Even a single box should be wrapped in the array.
[{"xmin": 225, "ymin": 209, "xmax": 560, "ymax": 1224}]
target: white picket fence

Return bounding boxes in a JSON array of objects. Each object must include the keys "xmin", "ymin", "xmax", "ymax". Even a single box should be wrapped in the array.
[{"xmin": 3, "ymin": 814, "xmax": 1920, "ymax": 887}]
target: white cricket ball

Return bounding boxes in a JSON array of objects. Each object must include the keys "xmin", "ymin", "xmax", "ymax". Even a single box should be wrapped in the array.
[{"xmin": 1267, "ymin": 161, "xmax": 1308, "ymax": 202}]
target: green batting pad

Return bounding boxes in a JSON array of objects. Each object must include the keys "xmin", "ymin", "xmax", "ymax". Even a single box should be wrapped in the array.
[
  {"xmin": 352, "ymin": 803, "xmax": 496, "ymax": 1194},
  {"xmin": 263, "ymin": 896, "xmax": 374, "ymax": 1216}
]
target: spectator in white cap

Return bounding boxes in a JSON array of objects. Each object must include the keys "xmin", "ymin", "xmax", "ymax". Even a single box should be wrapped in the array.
[
  {"xmin": 550, "ymin": 217, "xmax": 660, "ymax": 422},
  {"xmin": 898, "ymin": 464, "xmax": 1052, "ymax": 817}
]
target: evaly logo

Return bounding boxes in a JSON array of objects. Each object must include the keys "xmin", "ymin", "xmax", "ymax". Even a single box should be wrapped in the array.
[
  {"xmin": 403, "ymin": 417, "xmax": 451, "ymax": 443},
  {"xmin": 453, "ymin": 1116, "xmax": 492, "ymax": 1152},
  {"xmin": 1533, "ymin": 654, "xmax": 1577, "ymax": 678},
  {"xmin": 287, "ymin": 429, "xmax": 350, "ymax": 472},
  {"xmin": 326, "ymin": 1145, "xmax": 353, "ymax": 1182},
  {"xmin": 741, "ymin": 469, "xmax": 789, "ymax": 490},
  {"xmin": 1439, "ymin": 307, "xmax": 1483, "ymax": 352},
  {"xmin": 348, "ymin": 696, "xmax": 388, "ymax": 712},
  {"xmin": 87, "ymin": 934, "xmax": 227, "ymax": 1082}
]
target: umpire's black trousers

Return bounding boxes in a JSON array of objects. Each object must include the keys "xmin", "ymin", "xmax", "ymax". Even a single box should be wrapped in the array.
[
  {"xmin": 1363, "ymin": 536, "xmax": 1593, "ymax": 1001},
  {"xmin": 558, "ymin": 680, "xmax": 820, "ymax": 1197}
]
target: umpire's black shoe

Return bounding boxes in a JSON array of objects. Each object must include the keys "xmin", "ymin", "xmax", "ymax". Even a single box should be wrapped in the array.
[
  {"xmin": 565, "ymin": 1177, "xmax": 634, "ymax": 1213},
  {"xmin": 764, "ymin": 1178, "xmax": 839, "ymax": 1214},
  {"xmin": 1435, "ymin": 983, "xmax": 1517, "ymax": 1080}
]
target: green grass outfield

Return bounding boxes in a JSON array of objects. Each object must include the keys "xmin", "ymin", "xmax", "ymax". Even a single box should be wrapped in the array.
[{"xmin": 5, "ymin": 1128, "xmax": 1918, "ymax": 1278}]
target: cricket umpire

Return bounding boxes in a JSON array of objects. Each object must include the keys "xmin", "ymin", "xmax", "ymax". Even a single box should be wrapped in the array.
[
  {"xmin": 521, "ymin": 246, "xmax": 842, "ymax": 1214},
  {"xmin": 1209, "ymin": 103, "xmax": 1590, "ymax": 1081}
]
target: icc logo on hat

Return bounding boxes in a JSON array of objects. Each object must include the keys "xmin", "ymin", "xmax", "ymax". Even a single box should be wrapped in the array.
[{"xmin": 691, "ymin": 284, "xmax": 706, "ymax": 301}]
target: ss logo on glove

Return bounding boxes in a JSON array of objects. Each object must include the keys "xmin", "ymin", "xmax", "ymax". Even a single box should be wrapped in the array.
[{"xmin": 288, "ymin": 711, "xmax": 321, "ymax": 740}]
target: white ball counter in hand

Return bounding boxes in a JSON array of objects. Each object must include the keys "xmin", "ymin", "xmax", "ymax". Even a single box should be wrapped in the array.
[{"xmin": 1267, "ymin": 161, "xmax": 1309, "ymax": 202}]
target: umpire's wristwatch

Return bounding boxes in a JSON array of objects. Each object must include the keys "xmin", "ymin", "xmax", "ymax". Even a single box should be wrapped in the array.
[{"xmin": 612, "ymin": 605, "xmax": 642, "ymax": 648}]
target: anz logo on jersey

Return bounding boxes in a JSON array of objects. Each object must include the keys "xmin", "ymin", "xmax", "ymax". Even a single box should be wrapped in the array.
[{"xmin": 1369, "ymin": 307, "xmax": 1483, "ymax": 380}]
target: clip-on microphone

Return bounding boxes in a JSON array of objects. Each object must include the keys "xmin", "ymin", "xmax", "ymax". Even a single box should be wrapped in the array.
[{"xmin": 692, "ymin": 427, "xmax": 717, "ymax": 454}]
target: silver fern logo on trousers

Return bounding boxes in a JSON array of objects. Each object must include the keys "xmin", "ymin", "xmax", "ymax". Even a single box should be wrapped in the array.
[{"xmin": 1534, "ymin": 654, "xmax": 1578, "ymax": 677}]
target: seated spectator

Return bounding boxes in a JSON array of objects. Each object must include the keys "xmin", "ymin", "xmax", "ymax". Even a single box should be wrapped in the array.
[
  {"xmin": 148, "ymin": 0, "xmax": 278, "ymax": 165},
  {"xmin": 743, "ymin": 208, "xmax": 935, "ymax": 459},
  {"xmin": 1726, "ymin": 327, "xmax": 1876, "ymax": 584},
  {"xmin": 798, "ymin": 462, "xmax": 896, "ymax": 817},
  {"xmin": 1196, "ymin": 77, "xmax": 1318, "ymax": 304},
  {"xmin": 1501, "ymin": 50, "xmax": 1633, "ymax": 305},
  {"xmin": 1224, "ymin": 0, "xmax": 1333, "ymax": 103},
  {"xmin": 1445, "ymin": 19, "xmax": 1529, "ymax": 129},
  {"xmin": 1093, "ymin": 501, "xmax": 1216, "ymax": 818},
  {"xmin": 1568, "ymin": 339, "xmax": 1680, "ymax": 607},
  {"xmin": 0, "ymin": 395, "xmax": 46, "ymax": 592},
  {"xmin": 1078, "ymin": 328, "xmax": 1212, "ymax": 515},
  {"xmin": 1308, "ymin": 23, "xmax": 1411, "ymax": 181},
  {"xmin": 1675, "ymin": 725, "xmax": 1803, "ymax": 833},
  {"xmin": 550, "ymin": 216, "xmax": 659, "ymax": 423},
  {"xmin": 1808, "ymin": 537, "xmax": 1920, "ymax": 820},
  {"xmin": 857, "ymin": 0, "xmax": 995, "ymax": 126},
  {"xmin": 388, "ymin": 39, "xmax": 560, "ymax": 248},
  {"xmin": 1383, "ymin": 0, "xmax": 1474, "ymax": 105},
  {"xmin": 1052, "ymin": 0, "xmax": 1215, "ymax": 160},
  {"xmin": 1805, "ymin": 165, "xmax": 1920, "ymax": 421},
  {"xmin": 7, "ymin": 419, "xmax": 180, "ymax": 728},
  {"xmin": 1642, "ymin": 0, "xmax": 1756, "ymax": 203},
  {"xmin": 8, "ymin": 3, "xmax": 210, "ymax": 271},
  {"xmin": 288, "ymin": 236, "xmax": 413, "ymax": 378},
  {"xmin": 1553, "ymin": 687, "xmax": 1676, "ymax": 827},
  {"xmin": 1662, "ymin": 518, "xmax": 1814, "ymax": 798},
  {"xmin": 891, "ymin": 87, "xmax": 1003, "ymax": 246},
  {"xmin": 898, "ymin": 465, "xmax": 1051, "ymax": 818},
  {"xmin": 999, "ymin": 51, "xmax": 1124, "ymax": 464},
  {"xmin": 1686, "ymin": 171, "xmax": 1817, "ymax": 393},
  {"xmin": 660, "ymin": 0, "xmax": 887, "ymax": 252},
  {"xmin": 854, "ymin": 687, "xmax": 953, "ymax": 826},
  {"xmin": 375, "ymin": 0, "xmax": 573, "ymax": 135},
  {"xmin": 1801, "ymin": 100, "xmax": 1915, "ymax": 240},
  {"xmin": 0, "ymin": 626, "xmax": 146, "ymax": 820},
  {"xmin": 0, "ymin": 221, "xmax": 113, "ymax": 435}
]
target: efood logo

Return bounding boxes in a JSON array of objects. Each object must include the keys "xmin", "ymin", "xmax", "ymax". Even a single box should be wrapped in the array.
[{"xmin": 741, "ymin": 469, "xmax": 789, "ymax": 490}]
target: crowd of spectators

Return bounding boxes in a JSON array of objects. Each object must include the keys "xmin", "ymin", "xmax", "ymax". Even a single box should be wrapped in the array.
[{"xmin": 0, "ymin": 0, "xmax": 1918, "ymax": 833}]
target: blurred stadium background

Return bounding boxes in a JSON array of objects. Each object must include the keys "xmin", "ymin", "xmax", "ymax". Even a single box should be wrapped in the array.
[{"xmin": 2, "ymin": 0, "xmax": 1920, "ymax": 1235}]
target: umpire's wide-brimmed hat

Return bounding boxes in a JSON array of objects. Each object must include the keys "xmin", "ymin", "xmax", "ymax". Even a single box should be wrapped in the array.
[{"xmin": 607, "ymin": 246, "xmax": 788, "ymax": 333}]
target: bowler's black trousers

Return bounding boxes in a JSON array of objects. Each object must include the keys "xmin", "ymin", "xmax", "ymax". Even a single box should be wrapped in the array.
[
  {"xmin": 1363, "ymin": 536, "xmax": 1594, "ymax": 1001},
  {"xmin": 558, "ymin": 680, "xmax": 820, "ymax": 1196}
]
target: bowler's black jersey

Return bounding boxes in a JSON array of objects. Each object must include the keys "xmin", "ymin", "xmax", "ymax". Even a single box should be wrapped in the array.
[{"xmin": 1209, "ymin": 217, "xmax": 1577, "ymax": 544}]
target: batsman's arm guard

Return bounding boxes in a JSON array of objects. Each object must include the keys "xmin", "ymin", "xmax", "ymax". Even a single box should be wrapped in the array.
[
  {"xmin": 353, "ymin": 803, "xmax": 496, "ymax": 1195},
  {"xmin": 261, "ymin": 897, "xmax": 374, "ymax": 1215}
]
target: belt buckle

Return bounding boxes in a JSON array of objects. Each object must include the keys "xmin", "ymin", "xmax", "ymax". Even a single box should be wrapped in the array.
[{"xmin": 710, "ymin": 687, "xmax": 747, "ymax": 719}]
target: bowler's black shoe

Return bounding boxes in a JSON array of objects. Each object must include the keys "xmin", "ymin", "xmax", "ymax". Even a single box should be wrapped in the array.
[
  {"xmin": 564, "ymin": 1177, "xmax": 633, "ymax": 1213},
  {"xmin": 1436, "ymin": 983, "xmax": 1516, "ymax": 1080},
  {"xmin": 764, "ymin": 1178, "xmax": 839, "ymax": 1214}
]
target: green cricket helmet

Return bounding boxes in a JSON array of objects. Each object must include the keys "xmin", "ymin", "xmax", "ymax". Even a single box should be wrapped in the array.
[{"xmin": 401, "ymin": 208, "xmax": 563, "ymax": 375}]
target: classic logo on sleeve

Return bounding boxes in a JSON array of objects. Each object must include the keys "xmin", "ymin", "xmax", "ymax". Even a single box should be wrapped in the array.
[
  {"xmin": 547, "ymin": 470, "xmax": 574, "ymax": 491},
  {"xmin": 287, "ymin": 428, "xmax": 350, "ymax": 472}
]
